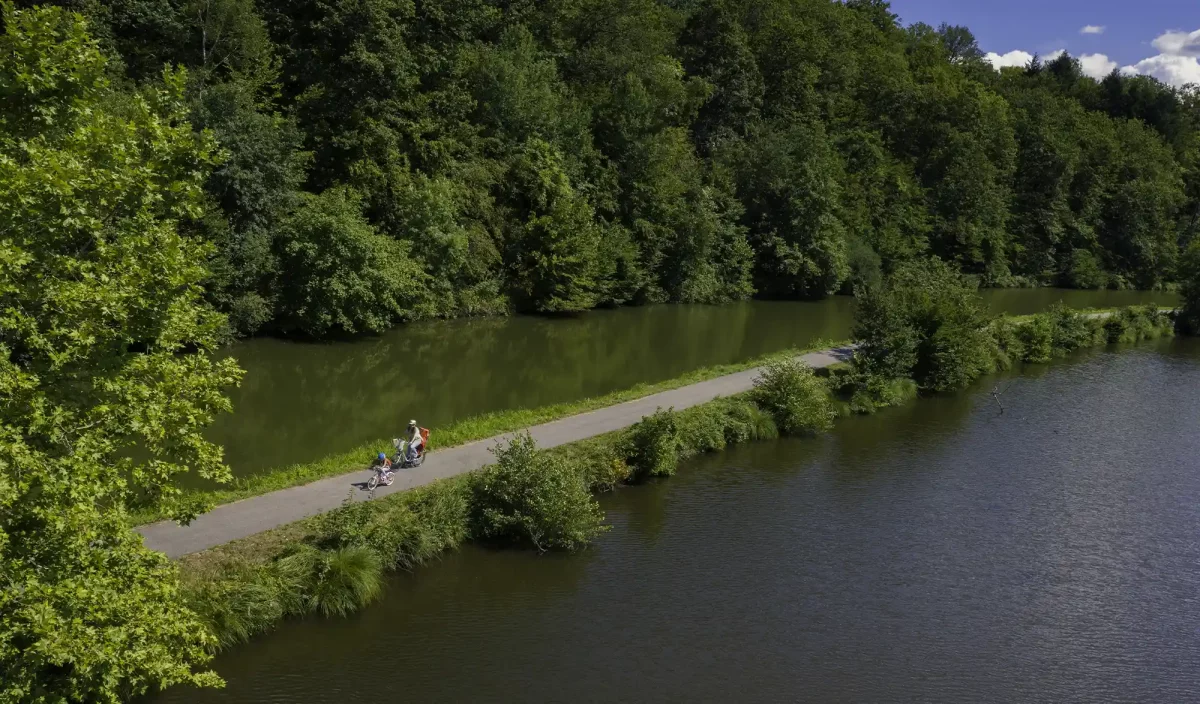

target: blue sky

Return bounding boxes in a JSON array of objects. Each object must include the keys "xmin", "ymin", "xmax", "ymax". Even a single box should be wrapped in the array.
[{"xmin": 888, "ymin": 0, "xmax": 1200, "ymax": 87}]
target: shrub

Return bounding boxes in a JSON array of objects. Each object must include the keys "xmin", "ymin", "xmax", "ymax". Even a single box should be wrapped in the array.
[
  {"xmin": 987, "ymin": 316, "xmax": 1026, "ymax": 370},
  {"xmin": 546, "ymin": 435, "xmax": 632, "ymax": 493},
  {"xmin": 752, "ymin": 359, "xmax": 835, "ymax": 434},
  {"xmin": 1018, "ymin": 314, "xmax": 1054, "ymax": 363},
  {"xmin": 1103, "ymin": 313, "xmax": 1129, "ymax": 343},
  {"xmin": 471, "ymin": 433, "xmax": 607, "ymax": 551},
  {"xmin": 1106, "ymin": 305, "xmax": 1173, "ymax": 342},
  {"xmin": 626, "ymin": 408, "xmax": 682, "ymax": 481},
  {"xmin": 677, "ymin": 405, "xmax": 728, "ymax": 456},
  {"xmin": 1046, "ymin": 303, "xmax": 1097, "ymax": 355},
  {"xmin": 927, "ymin": 321, "xmax": 992, "ymax": 391},
  {"xmin": 847, "ymin": 374, "xmax": 919, "ymax": 415},
  {"xmin": 852, "ymin": 258, "xmax": 993, "ymax": 390}
]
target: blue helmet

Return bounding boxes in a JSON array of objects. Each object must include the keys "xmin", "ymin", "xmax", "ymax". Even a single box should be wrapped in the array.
[{"xmin": 377, "ymin": 452, "xmax": 386, "ymax": 461}]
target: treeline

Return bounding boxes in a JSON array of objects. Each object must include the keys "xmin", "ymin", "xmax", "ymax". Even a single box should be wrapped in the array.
[{"xmin": 17, "ymin": 0, "xmax": 1198, "ymax": 338}]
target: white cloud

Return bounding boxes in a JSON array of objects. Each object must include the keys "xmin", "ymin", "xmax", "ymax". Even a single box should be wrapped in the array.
[
  {"xmin": 985, "ymin": 50, "xmax": 1035, "ymax": 69},
  {"xmin": 1079, "ymin": 53, "xmax": 1118, "ymax": 79},
  {"xmin": 1080, "ymin": 25, "xmax": 1106, "ymax": 35},
  {"xmin": 1151, "ymin": 28, "xmax": 1200, "ymax": 57},
  {"xmin": 984, "ymin": 49, "xmax": 1064, "ymax": 70},
  {"xmin": 1123, "ymin": 54, "xmax": 1200, "ymax": 87},
  {"xmin": 1114, "ymin": 27, "xmax": 1200, "ymax": 87}
]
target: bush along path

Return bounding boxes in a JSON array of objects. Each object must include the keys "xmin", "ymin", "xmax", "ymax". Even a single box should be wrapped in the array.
[
  {"xmin": 139, "ymin": 346, "xmax": 857, "ymax": 558},
  {"xmin": 173, "ymin": 302, "xmax": 1177, "ymax": 660}
]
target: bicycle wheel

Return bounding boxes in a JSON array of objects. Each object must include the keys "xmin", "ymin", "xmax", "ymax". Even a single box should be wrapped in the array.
[{"xmin": 366, "ymin": 473, "xmax": 379, "ymax": 491}]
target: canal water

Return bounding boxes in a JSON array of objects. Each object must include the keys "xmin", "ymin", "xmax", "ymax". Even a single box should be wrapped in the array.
[
  {"xmin": 163, "ymin": 337, "xmax": 1200, "ymax": 703},
  {"xmin": 212, "ymin": 289, "xmax": 1177, "ymax": 476}
]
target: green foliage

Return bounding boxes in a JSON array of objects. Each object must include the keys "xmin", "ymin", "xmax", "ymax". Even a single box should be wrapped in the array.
[
  {"xmin": 626, "ymin": 408, "xmax": 683, "ymax": 480},
  {"xmin": 847, "ymin": 375, "xmax": 919, "ymax": 415},
  {"xmin": 504, "ymin": 140, "xmax": 603, "ymax": 312},
  {"xmin": 0, "ymin": 5, "xmax": 242, "ymax": 700},
  {"xmin": 1064, "ymin": 249, "xmax": 1108, "ymax": 289},
  {"xmin": 1180, "ymin": 239, "xmax": 1200, "ymax": 335},
  {"xmin": 751, "ymin": 359, "xmax": 835, "ymax": 434},
  {"xmin": 1017, "ymin": 314, "xmax": 1055, "ymax": 363},
  {"xmin": 1104, "ymin": 305, "xmax": 1174, "ymax": 343},
  {"xmin": 273, "ymin": 186, "xmax": 430, "ymax": 336},
  {"xmin": 734, "ymin": 120, "xmax": 850, "ymax": 298},
  {"xmin": 471, "ymin": 433, "xmax": 607, "ymax": 551},
  {"xmin": 315, "ymin": 485, "xmax": 470, "ymax": 571},
  {"xmin": 852, "ymin": 258, "xmax": 993, "ymax": 391},
  {"xmin": 987, "ymin": 316, "xmax": 1027, "ymax": 370},
  {"xmin": 1045, "ymin": 304, "xmax": 1099, "ymax": 355},
  {"xmin": 40, "ymin": 0, "xmax": 1197, "ymax": 338}
]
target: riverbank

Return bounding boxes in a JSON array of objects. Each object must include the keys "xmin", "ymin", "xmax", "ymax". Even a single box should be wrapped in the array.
[{"xmin": 163, "ymin": 304, "xmax": 1175, "ymax": 665}]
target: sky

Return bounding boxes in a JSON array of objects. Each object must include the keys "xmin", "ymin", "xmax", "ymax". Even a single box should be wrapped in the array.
[{"xmin": 887, "ymin": 0, "xmax": 1200, "ymax": 87}]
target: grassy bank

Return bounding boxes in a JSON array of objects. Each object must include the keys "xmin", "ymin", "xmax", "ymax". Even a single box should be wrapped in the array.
[
  {"xmin": 133, "ymin": 340, "xmax": 844, "ymax": 525},
  {"xmin": 169, "ymin": 304, "xmax": 1175, "ymax": 664}
]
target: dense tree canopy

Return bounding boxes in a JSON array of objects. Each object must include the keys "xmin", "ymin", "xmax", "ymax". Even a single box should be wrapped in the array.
[
  {"xmin": 0, "ymin": 5, "xmax": 242, "ymax": 700},
  {"xmin": 16, "ymin": 0, "xmax": 1195, "ymax": 339}
]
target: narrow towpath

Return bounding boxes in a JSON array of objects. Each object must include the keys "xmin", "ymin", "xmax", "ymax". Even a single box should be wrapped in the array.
[{"xmin": 137, "ymin": 346, "xmax": 855, "ymax": 557}]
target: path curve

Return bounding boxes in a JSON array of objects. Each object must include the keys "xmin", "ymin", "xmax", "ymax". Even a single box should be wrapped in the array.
[{"xmin": 137, "ymin": 346, "xmax": 856, "ymax": 558}]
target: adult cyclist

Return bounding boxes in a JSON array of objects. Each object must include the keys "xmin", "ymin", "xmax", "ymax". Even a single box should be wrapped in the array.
[{"xmin": 404, "ymin": 420, "xmax": 425, "ymax": 463}]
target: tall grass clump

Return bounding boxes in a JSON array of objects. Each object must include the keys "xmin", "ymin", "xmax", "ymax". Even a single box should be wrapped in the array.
[
  {"xmin": 751, "ymin": 359, "xmax": 835, "ymax": 434},
  {"xmin": 471, "ymin": 433, "xmax": 607, "ymax": 551},
  {"xmin": 183, "ymin": 543, "xmax": 384, "ymax": 645},
  {"xmin": 711, "ymin": 397, "xmax": 779, "ymax": 443},
  {"xmin": 185, "ymin": 561, "xmax": 307, "ymax": 649},
  {"xmin": 283, "ymin": 545, "xmax": 385, "ymax": 617},
  {"xmin": 626, "ymin": 408, "xmax": 682, "ymax": 481}
]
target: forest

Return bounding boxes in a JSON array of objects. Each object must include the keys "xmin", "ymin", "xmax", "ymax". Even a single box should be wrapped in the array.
[{"xmin": 16, "ymin": 0, "xmax": 1200, "ymax": 339}]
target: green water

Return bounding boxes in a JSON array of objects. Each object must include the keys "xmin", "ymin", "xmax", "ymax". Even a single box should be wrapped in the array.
[{"xmin": 212, "ymin": 289, "xmax": 1177, "ymax": 477}]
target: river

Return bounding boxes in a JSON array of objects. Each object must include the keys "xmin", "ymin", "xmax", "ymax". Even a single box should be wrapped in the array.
[
  {"xmin": 160, "ymin": 336, "xmax": 1200, "ymax": 703},
  {"xmin": 212, "ymin": 289, "xmax": 1178, "ymax": 477}
]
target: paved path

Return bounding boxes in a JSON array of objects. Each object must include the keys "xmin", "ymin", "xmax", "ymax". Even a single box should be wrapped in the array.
[{"xmin": 137, "ymin": 346, "xmax": 856, "ymax": 558}]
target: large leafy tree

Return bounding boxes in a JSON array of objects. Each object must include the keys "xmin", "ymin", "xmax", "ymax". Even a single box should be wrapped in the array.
[
  {"xmin": 0, "ymin": 5, "xmax": 241, "ymax": 700},
  {"xmin": 503, "ymin": 139, "xmax": 603, "ymax": 313},
  {"xmin": 273, "ymin": 186, "xmax": 431, "ymax": 336}
]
